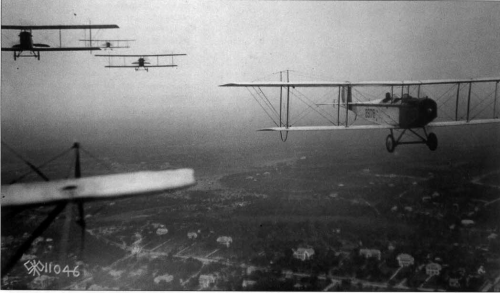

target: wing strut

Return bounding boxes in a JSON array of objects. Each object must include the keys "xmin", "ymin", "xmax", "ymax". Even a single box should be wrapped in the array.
[
  {"xmin": 466, "ymin": 82, "xmax": 472, "ymax": 122},
  {"xmin": 494, "ymin": 81, "xmax": 498, "ymax": 118},
  {"xmin": 1, "ymin": 141, "xmax": 50, "ymax": 182}
]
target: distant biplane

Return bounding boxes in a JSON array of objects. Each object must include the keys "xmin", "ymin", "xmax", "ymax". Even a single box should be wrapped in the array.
[
  {"xmin": 1, "ymin": 24, "xmax": 119, "ymax": 60},
  {"xmin": 79, "ymin": 39, "xmax": 135, "ymax": 50},
  {"xmin": 221, "ymin": 71, "xmax": 500, "ymax": 152},
  {"xmin": 1, "ymin": 142, "xmax": 195, "ymax": 277},
  {"xmin": 95, "ymin": 53, "xmax": 187, "ymax": 71}
]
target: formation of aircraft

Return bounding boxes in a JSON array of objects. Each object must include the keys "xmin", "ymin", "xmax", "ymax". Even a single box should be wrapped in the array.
[
  {"xmin": 1, "ymin": 21, "xmax": 188, "ymax": 277},
  {"xmin": 1, "ymin": 24, "xmax": 186, "ymax": 69},
  {"xmin": 95, "ymin": 53, "xmax": 187, "ymax": 71},
  {"xmin": 221, "ymin": 73, "xmax": 500, "ymax": 152},
  {"xmin": 1, "ymin": 142, "xmax": 195, "ymax": 277},
  {"xmin": 1, "ymin": 24, "xmax": 119, "ymax": 60}
]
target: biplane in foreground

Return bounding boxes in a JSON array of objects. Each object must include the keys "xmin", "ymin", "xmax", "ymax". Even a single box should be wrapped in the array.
[
  {"xmin": 1, "ymin": 142, "xmax": 195, "ymax": 277},
  {"xmin": 95, "ymin": 53, "xmax": 186, "ymax": 71},
  {"xmin": 1, "ymin": 24, "xmax": 119, "ymax": 60},
  {"xmin": 221, "ymin": 72, "xmax": 499, "ymax": 152}
]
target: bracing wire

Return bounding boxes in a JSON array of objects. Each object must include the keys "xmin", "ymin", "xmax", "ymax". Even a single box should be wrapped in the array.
[
  {"xmin": 470, "ymin": 89, "xmax": 496, "ymax": 120},
  {"xmin": 2, "ymin": 141, "xmax": 73, "ymax": 184},
  {"xmin": 289, "ymin": 88, "xmax": 337, "ymax": 125},
  {"xmin": 80, "ymin": 146, "xmax": 115, "ymax": 173},
  {"xmin": 246, "ymin": 87, "xmax": 279, "ymax": 127}
]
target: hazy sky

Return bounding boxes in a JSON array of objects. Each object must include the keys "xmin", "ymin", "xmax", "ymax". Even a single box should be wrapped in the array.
[{"xmin": 2, "ymin": 1, "xmax": 500, "ymax": 151}]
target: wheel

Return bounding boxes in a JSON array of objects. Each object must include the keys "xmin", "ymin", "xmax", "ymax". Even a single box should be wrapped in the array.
[
  {"xmin": 426, "ymin": 132, "xmax": 438, "ymax": 151},
  {"xmin": 386, "ymin": 134, "xmax": 396, "ymax": 153}
]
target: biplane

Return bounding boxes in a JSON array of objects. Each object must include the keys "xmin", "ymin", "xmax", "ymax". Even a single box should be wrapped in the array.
[
  {"xmin": 221, "ymin": 72, "xmax": 500, "ymax": 153},
  {"xmin": 1, "ymin": 24, "xmax": 119, "ymax": 60},
  {"xmin": 95, "ymin": 53, "xmax": 187, "ymax": 71},
  {"xmin": 79, "ymin": 39, "xmax": 135, "ymax": 50},
  {"xmin": 1, "ymin": 142, "xmax": 195, "ymax": 277}
]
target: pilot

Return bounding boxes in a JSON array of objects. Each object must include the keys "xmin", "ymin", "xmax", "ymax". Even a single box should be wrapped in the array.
[{"xmin": 382, "ymin": 92, "xmax": 392, "ymax": 103}]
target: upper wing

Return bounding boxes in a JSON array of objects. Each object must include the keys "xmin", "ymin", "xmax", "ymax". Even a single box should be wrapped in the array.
[
  {"xmin": 2, "ymin": 25, "xmax": 119, "ymax": 30},
  {"xmin": 1, "ymin": 169, "xmax": 195, "ymax": 206},
  {"xmin": 221, "ymin": 77, "xmax": 500, "ymax": 88},
  {"xmin": 2, "ymin": 47, "xmax": 102, "ymax": 52},
  {"xmin": 221, "ymin": 82, "xmax": 349, "ymax": 87},
  {"xmin": 95, "ymin": 54, "xmax": 187, "ymax": 57}
]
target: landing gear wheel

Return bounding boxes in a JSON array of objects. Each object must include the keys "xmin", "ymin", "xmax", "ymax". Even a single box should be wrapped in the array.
[
  {"xmin": 426, "ymin": 132, "xmax": 438, "ymax": 151},
  {"xmin": 386, "ymin": 134, "xmax": 396, "ymax": 153}
]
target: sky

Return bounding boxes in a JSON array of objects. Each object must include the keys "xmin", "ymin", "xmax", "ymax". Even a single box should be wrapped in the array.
[{"xmin": 1, "ymin": 1, "xmax": 500, "ymax": 152}]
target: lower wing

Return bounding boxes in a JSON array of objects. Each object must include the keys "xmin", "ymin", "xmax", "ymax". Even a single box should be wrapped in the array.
[
  {"xmin": 260, "ymin": 118, "xmax": 500, "ymax": 131},
  {"xmin": 105, "ymin": 65, "xmax": 177, "ymax": 68}
]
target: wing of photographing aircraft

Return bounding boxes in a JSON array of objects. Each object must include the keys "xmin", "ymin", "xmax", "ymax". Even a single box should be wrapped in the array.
[
  {"xmin": 0, "ymin": 141, "xmax": 196, "ymax": 278},
  {"xmin": 221, "ymin": 74, "xmax": 500, "ymax": 152},
  {"xmin": 1, "ymin": 169, "xmax": 195, "ymax": 206}
]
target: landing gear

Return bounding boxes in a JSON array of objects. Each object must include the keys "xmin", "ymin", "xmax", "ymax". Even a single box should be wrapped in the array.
[
  {"xmin": 426, "ymin": 132, "xmax": 438, "ymax": 151},
  {"xmin": 386, "ymin": 134, "xmax": 396, "ymax": 153},
  {"xmin": 385, "ymin": 128, "xmax": 438, "ymax": 153}
]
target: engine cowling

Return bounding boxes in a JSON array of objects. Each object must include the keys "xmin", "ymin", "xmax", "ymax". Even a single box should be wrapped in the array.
[{"xmin": 399, "ymin": 98, "xmax": 437, "ymax": 128}]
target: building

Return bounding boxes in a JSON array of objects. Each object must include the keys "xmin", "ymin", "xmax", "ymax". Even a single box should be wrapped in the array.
[
  {"xmin": 246, "ymin": 266, "xmax": 258, "ymax": 275},
  {"xmin": 156, "ymin": 228, "xmax": 168, "ymax": 235},
  {"xmin": 396, "ymin": 253, "xmax": 414, "ymax": 267},
  {"xmin": 359, "ymin": 249, "xmax": 381, "ymax": 260},
  {"xmin": 154, "ymin": 274, "xmax": 174, "ymax": 284},
  {"xmin": 217, "ymin": 236, "xmax": 233, "ymax": 247},
  {"xmin": 426, "ymin": 263, "xmax": 442, "ymax": 276},
  {"xmin": 199, "ymin": 274, "xmax": 216, "ymax": 288},
  {"xmin": 449, "ymin": 278, "xmax": 460, "ymax": 288},
  {"xmin": 30, "ymin": 275, "xmax": 55, "ymax": 290},
  {"xmin": 242, "ymin": 279, "xmax": 256, "ymax": 288},
  {"xmin": 293, "ymin": 247, "xmax": 315, "ymax": 261},
  {"xmin": 131, "ymin": 244, "xmax": 142, "ymax": 255},
  {"xmin": 461, "ymin": 219, "xmax": 474, "ymax": 226}
]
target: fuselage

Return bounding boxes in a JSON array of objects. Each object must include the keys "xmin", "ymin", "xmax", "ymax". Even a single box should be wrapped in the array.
[
  {"xmin": 352, "ymin": 96, "xmax": 438, "ymax": 128},
  {"xmin": 16, "ymin": 31, "xmax": 34, "ymax": 50}
]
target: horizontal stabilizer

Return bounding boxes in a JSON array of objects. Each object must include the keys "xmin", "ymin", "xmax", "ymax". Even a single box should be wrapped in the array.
[
  {"xmin": 1, "ymin": 169, "xmax": 195, "ymax": 206},
  {"xmin": 349, "ymin": 102, "xmax": 405, "ymax": 108}
]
